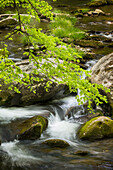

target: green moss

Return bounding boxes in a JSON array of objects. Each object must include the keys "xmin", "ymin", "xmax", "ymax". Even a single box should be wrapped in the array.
[
  {"xmin": 88, "ymin": 0, "xmax": 107, "ymax": 7},
  {"xmin": 17, "ymin": 115, "xmax": 48, "ymax": 140},
  {"xmin": 78, "ymin": 116, "xmax": 113, "ymax": 141},
  {"xmin": 49, "ymin": 15, "xmax": 85, "ymax": 41},
  {"xmin": 75, "ymin": 39, "xmax": 104, "ymax": 48},
  {"xmin": 88, "ymin": 0, "xmax": 113, "ymax": 6},
  {"xmin": 74, "ymin": 8, "xmax": 90, "ymax": 14}
]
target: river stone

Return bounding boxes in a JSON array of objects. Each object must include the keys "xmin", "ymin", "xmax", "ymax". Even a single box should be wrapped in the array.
[
  {"xmin": 16, "ymin": 115, "xmax": 48, "ymax": 140},
  {"xmin": 78, "ymin": 116, "xmax": 113, "ymax": 141},
  {"xmin": 74, "ymin": 150, "xmax": 90, "ymax": 156},
  {"xmin": 75, "ymin": 39, "xmax": 104, "ymax": 48},
  {"xmin": 90, "ymin": 52, "xmax": 113, "ymax": 115},
  {"xmin": 0, "ymin": 17, "xmax": 17, "ymax": 28},
  {"xmin": 93, "ymin": 9, "xmax": 105, "ymax": 15},
  {"xmin": 0, "ymin": 59, "xmax": 69, "ymax": 106},
  {"xmin": 88, "ymin": 0, "xmax": 113, "ymax": 7},
  {"xmin": 88, "ymin": 0, "xmax": 107, "ymax": 7},
  {"xmin": 42, "ymin": 139, "xmax": 70, "ymax": 148}
]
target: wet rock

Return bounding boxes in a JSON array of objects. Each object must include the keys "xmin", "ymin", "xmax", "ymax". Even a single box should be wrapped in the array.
[
  {"xmin": 74, "ymin": 8, "xmax": 105, "ymax": 17},
  {"xmin": 42, "ymin": 139, "xmax": 70, "ymax": 148},
  {"xmin": 94, "ymin": 9, "xmax": 105, "ymax": 15},
  {"xmin": 92, "ymin": 9, "xmax": 105, "ymax": 16},
  {"xmin": 68, "ymin": 110, "xmax": 103, "ymax": 123},
  {"xmin": 90, "ymin": 53, "xmax": 113, "ymax": 115},
  {"xmin": 74, "ymin": 150, "xmax": 90, "ymax": 156},
  {"xmin": 74, "ymin": 13, "xmax": 83, "ymax": 18},
  {"xmin": 74, "ymin": 39, "xmax": 104, "ymax": 48},
  {"xmin": 87, "ymin": 9, "xmax": 105, "ymax": 16},
  {"xmin": 73, "ymin": 8, "xmax": 89, "ymax": 17},
  {"xmin": 83, "ymin": 53, "xmax": 96, "ymax": 60},
  {"xmin": 78, "ymin": 116, "xmax": 113, "ymax": 141},
  {"xmin": 65, "ymin": 105, "xmax": 84, "ymax": 119},
  {"xmin": 0, "ymin": 17, "xmax": 17, "ymax": 28},
  {"xmin": 15, "ymin": 115, "xmax": 48, "ymax": 140}
]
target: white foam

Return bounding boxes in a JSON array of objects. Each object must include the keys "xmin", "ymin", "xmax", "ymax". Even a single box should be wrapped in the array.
[
  {"xmin": 46, "ymin": 113, "xmax": 80, "ymax": 141},
  {"xmin": 0, "ymin": 105, "xmax": 48, "ymax": 123}
]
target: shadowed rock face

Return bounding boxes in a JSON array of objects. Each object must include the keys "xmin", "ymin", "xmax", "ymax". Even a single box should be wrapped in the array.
[
  {"xmin": 90, "ymin": 52, "xmax": 113, "ymax": 115},
  {"xmin": 78, "ymin": 116, "xmax": 113, "ymax": 141}
]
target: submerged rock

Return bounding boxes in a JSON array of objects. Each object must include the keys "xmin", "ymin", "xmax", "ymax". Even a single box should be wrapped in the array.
[
  {"xmin": 15, "ymin": 115, "xmax": 48, "ymax": 140},
  {"xmin": 74, "ymin": 150, "xmax": 90, "ymax": 156},
  {"xmin": 78, "ymin": 116, "xmax": 113, "ymax": 141},
  {"xmin": 42, "ymin": 139, "xmax": 70, "ymax": 148},
  {"xmin": 90, "ymin": 52, "xmax": 113, "ymax": 115}
]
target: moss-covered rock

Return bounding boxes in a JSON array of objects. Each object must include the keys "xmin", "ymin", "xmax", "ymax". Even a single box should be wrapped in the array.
[
  {"xmin": 16, "ymin": 115, "xmax": 48, "ymax": 140},
  {"xmin": 78, "ymin": 116, "xmax": 113, "ymax": 141},
  {"xmin": 88, "ymin": 0, "xmax": 107, "ymax": 7},
  {"xmin": 74, "ymin": 39, "xmax": 104, "ymax": 48},
  {"xmin": 88, "ymin": 0, "xmax": 113, "ymax": 7},
  {"xmin": 42, "ymin": 139, "xmax": 70, "ymax": 148}
]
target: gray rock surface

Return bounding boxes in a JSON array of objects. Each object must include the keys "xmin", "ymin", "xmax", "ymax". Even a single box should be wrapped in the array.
[{"xmin": 90, "ymin": 53, "xmax": 113, "ymax": 114}]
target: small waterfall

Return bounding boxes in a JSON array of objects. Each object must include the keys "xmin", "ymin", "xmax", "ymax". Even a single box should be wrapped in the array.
[
  {"xmin": 0, "ymin": 59, "xmax": 98, "ymax": 169},
  {"xmin": 46, "ymin": 112, "xmax": 80, "ymax": 141}
]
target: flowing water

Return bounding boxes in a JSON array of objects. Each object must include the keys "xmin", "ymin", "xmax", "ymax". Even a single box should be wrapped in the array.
[
  {"xmin": 1, "ymin": 60, "xmax": 113, "ymax": 170},
  {"xmin": 0, "ymin": 0, "xmax": 113, "ymax": 169}
]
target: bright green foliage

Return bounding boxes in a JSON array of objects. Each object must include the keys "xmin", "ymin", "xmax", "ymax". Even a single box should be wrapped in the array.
[
  {"xmin": 0, "ymin": 0, "xmax": 110, "ymax": 110},
  {"xmin": 49, "ymin": 15, "xmax": 85, "ymax": 41}
]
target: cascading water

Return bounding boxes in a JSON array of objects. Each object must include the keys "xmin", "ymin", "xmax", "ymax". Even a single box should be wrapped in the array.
[
  {"xmin": 0, "ymin": 60, "xmax": 103, "ymax": 170},
  {"xmin": 0, "ymin": 0, "xmax": 113, "ymax": 169}
]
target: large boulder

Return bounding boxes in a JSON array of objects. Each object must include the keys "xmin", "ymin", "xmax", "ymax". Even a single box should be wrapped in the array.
[
  {"xmin": 0, "ymin": 59, "xmax": 69, "ymax": 106},
  {"xmin": 90, "ymin": 53, "xmax": 113, "ymax": 115},
  {"xmin": 78, "ymin": 116, "xmax": 113, "ymax": 141},
  {"xmin": 13, "ymin": 115, "xmax": 48, "ymax": 140}
]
